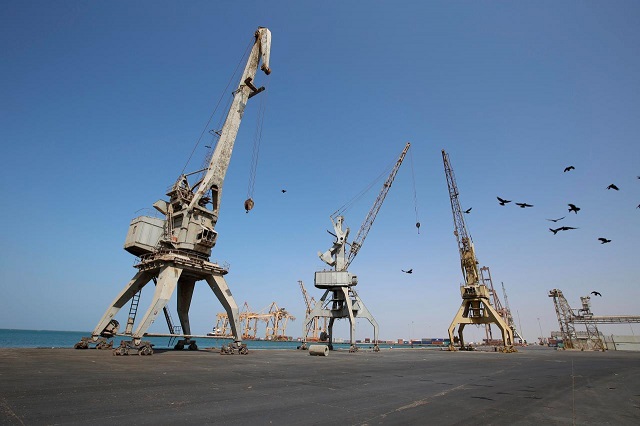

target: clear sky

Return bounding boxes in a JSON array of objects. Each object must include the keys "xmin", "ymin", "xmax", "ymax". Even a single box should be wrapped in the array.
[{"xmin": 1, "ymin": 1, "xmax": 639, "ymax": 343}]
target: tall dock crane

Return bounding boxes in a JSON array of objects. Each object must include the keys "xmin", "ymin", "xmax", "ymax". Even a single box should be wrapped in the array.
[
  {"xmin": 442, "ymin": 150, "xmax": 514, "ymax": 352},
  {"xmin": 302, "ymin": 142, "xmax": 410, "ymax": 352},
  {"xmin": 77, "ymin": 27, "xmax": 272, "ymax": 355}
]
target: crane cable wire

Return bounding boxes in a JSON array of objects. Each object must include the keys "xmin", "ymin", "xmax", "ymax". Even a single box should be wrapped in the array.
[
  {"xmin": 180, "ymin": 39, "xmax": 253, "ymax": 176},
  {"xmin": 331, "ymin": 158, "xmax": 397, "ymax": 220},
  {"xmin": 247, "ymin": 75, "xmax": 270, "ymax": 201},
  {"xmin": 409, "ymin": 148, "xmax": 421, "ymax": 233}
]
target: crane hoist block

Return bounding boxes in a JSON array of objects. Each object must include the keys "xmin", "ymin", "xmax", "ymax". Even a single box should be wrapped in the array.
[
  {"xmin": 124, "ymin": 216, "xmax": 165, "ymax": 256},
  {"xmin": 314, "ymin": 271, "xmax": 358, "ymax": 289}
]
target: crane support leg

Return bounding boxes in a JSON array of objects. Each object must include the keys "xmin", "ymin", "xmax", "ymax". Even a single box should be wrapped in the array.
[
  {"xmin": 338, "ymin": 287, "xmax": 358, "ymax": 352},
  {"xmin": 132, "ymin": 265, "xmax": 182, "ymax": 344},
  {"xmin": 353, "ymin": 298, "xmax": 380, "ymax": 351},
  {"xmin": 91, "ymin": 270, "xmax": 155, "ymax": 339},
  {"xmin": 448, "ymin": 297, "xmax": 515, "ymax": 352},
  {"xmin": 205, "ymin": 275, "xmax": 241, "ymax": 343},
  {"xmin": 176, "ymin": 278, "xmax": 197, "ymax": 350}
]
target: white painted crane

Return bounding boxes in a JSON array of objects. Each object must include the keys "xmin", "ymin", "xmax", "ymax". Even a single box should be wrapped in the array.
[
  {"xmin": 77, "ymin": 28, "xmax": 272, "ymax": 355},
  {"xmin": 304, "ymin": 142, "xmax": 410, "ymax": 352}
]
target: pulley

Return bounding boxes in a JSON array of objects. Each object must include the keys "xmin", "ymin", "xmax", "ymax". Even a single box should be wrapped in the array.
[
  {"xmin": 416, "ymin": 222, "xmax": 421, "ymax": 234},
  {"xmin": 244, "ymin": 198, "xmax": 255, "ymax": 213}
]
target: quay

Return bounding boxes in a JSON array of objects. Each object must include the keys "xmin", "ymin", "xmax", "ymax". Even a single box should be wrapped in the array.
[{"xmin": 0, "ymin": 346, "xmax": 638, "ymax": 424}]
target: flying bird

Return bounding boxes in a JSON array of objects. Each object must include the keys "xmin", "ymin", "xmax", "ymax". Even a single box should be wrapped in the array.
[
  {"xmin": 568, "ymin": 204, "xmax": 580, "ymax": 214},
  {"xmin": 549, "ymin": 226, "xmax": 578, "ymax": 235},
  {"xmin": 606, "ymin": 184, "xmax": 619, "ymax": 191},
  {"xmin": 497, "ymin": 197, "xmax": 511, "ymax": 206},
  {"xmin": 598, "ymin": 238, "xmax": 611, "ymax": 244},
  {"xmin": 515, "ymin": 203, "xmax": 534, "ymax": 208},
  {"xmin": 281, "ymin": 189, "xmax": 287, "ymax": 193},
  {"xmin": 591, "ymin": 291, "xmax": 602, "ymax": 297},
  {"xmin": 401, "ymin": 269, "xmax": 413, "ymax": 274},
  {"xmin": 564, "ymin": 166, "xmax": 575, "ymax": 173},
  {"xmin": 464, "ymin": 207, "xmax": 472, "ymax": 214},
  {"xmin": 546, "ymin": 217, "xmax": 565, "ymax": 222}
]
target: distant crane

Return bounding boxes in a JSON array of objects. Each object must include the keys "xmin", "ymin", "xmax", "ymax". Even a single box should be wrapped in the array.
[
  {"xmin": 298, "ymin": 280, "xmax": 325, "ymax": 342},
  {"xmin": 501, "ymin": 282, "xmax": 524, "ymax": 343},
  {"xmin": 548, "ymin": 289, "xmax": 640, "ymax": 351},
  {"xmin": 302, "ymin": 142, "xmax": 411, "ymax": 352},
  {"xmin": 479, "ymin": 267, "xmax": 523, "ymax": 344},
  {"xmin": 77, "ymin": 27, "xmax": 272, "ymax": 355},
  {"xmin": 442, "ymin": 150, "xmax": 515, "ymax": 352}
]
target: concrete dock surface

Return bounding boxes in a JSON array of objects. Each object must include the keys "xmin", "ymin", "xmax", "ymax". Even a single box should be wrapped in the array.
[{"xmin": 0, "ymin": 345, "xmax": 638, "ymax": 425}]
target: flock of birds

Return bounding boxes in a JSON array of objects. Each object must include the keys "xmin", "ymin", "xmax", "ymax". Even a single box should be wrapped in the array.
[{"xmin": 482, "ymin": 166, "xmax": 639, "ymax": 244}]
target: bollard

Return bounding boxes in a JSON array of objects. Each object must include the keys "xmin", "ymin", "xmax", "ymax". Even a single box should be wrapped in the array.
[{"xmin": 308, "ymin": 344, "xmax": 329, "ymax": 356}]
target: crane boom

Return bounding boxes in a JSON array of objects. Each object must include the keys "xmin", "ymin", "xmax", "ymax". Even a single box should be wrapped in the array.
[
  {"xmin": 189, "ymin": 27, "xmax": 271, "ymax": 214},
  {"xmin": 149, "ymin": 27, "xmax": 271, "ymax": 257},
  {"xmin": 442, "ymin": 149, "xmax": 479, "ymax": 286},
  {"xmin": 344, "ymin": 142, "xmax": 410, "ymax": 270}
]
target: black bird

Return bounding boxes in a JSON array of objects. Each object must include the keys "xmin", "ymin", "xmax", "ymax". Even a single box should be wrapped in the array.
[
  {"xmin": 516, "ymin": 202, "xmax": 534, "ymax": 208},
  {"xmin": 497, "ymin": 197, "xmax": 511, "ymax": 206},
  {"xmin": 598, "ymin": 237, "xmax": 611, "ymax": 244},
  {"xmin": 564, "ymin": 166, "xmax": 575, "ymax": 172},
  {"xmin": 281, "ymin": 189, "xmax": 287, "ymax": 193},
  {"xmin": 606, "ymin": 183, "xmax": 619, "ymax": 191},
  {"xmin": 549, "ymin": 226, "xmax": 578, "ymax": 235},
  {"xmin": 591, "ymin": 291, "xmax": 602, "ymax": 297},
  {"xmin": 568, "ymin": 203, "xmax": 580, "ymax": 214},
  {"xmin": 401, "ymin": 269, "xmax": 413, "ymax": 274},
  {"xmin": 546, "ymin": 217, "xmax": 566, "ymax": 222},
  {"xmin": 464, "ymin": 207, "xmax": 472, "ymax": 214}
]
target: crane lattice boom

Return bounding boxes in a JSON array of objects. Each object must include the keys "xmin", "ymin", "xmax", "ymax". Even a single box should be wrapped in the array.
[
  {"xmin": 344, "ymin": 142, "xmax": 410, "ymax": 270},
  {"xmin": 442, "ymin": 149, "xmax": 479, "ymax": 286}
]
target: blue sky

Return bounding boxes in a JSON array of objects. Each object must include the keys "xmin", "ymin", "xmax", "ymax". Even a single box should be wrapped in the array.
[{"xmin": 1, "ymin": 1, "xmax": 639, "ymax": 343}]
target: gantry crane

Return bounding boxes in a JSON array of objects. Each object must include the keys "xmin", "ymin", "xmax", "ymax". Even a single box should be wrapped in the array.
[
  {"xmin": 442, "ymin": 150, "xmax": 515, "ymax": 352},
  {"xmin": 76, "ymin": 27, "xmax": 272, "ymax": 355},
  {"xmin": 299, "ymin": 280, "xmax": 326, "ymax": 341},
  {"xmin": 549, "ymin": 289, "xmax": 640, "ymax": 351},
  {"xmin": 302, "ymin": 142, "xmax": 410, "ymax": 352}
]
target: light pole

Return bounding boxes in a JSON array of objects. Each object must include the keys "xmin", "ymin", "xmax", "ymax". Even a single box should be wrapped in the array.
[{"xmin": 537, "ymin": 317, "xmax": 544, "ymax": 345}]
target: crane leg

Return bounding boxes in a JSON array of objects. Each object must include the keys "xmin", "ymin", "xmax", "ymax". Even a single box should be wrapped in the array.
[
  {"xmin": 351, "ymin": 295, "xmax": 380, "ymax": 351},
  {"xmin": 458, "ymin": 324, "xmax": 467, "ymax": 348},
  {"xmin": 176, "ymin": 277, "xmax": 198, "ymax": 350},
  {"xmin": 339, "ymin": 287, "xmax": 358, "ymax": 352},
  {"xmin": 447, "ymin": 303, "xmax": 466, "ymax": 350},
  {"xmin": 327, "ymin": 317, "xmax": 335, "ymax": 350},
  {"xmin": 204, "ymin": 274, "xmax": 241, "ymax": 343},
  {"xmin": 132, "ymin": 265, "xmax": 182, "ymax": 345},
  {"xmin": 91, "ymin": 270, "xmax": 154, "ymax": 339},
  {"xmin": 177, "ymin": 278, "xmax": 196, "ymax": 336}
]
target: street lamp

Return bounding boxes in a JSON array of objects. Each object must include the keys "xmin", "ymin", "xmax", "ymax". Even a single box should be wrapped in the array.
[{"xmin": 537, "ymin": 317, "xmax": 544, "ymax": 345}]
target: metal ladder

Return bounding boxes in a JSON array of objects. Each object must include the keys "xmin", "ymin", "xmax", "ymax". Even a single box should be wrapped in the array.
[
  {"xmin": 124, "ymin": 277, "xmax": 182, "ymax": 345},
  {"xmin": 125, "ymin": 290, "xmax": 141, "ymax": 335}
]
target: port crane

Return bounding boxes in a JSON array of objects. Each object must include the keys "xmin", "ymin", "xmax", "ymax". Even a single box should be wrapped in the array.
[
  {"xmin": 549, "ymin": 289, "xmax": 640, "ymax": 351},
  {"xmin": 77, "ymin": 27, "xmax": 272, "ymax": 355},
  {"xmin": 442, "ymin": 150, "xmax": 514, "ymax": 352},
  {"xmin": 298, "ymin": 280, "xmax": 326, "ymax": 342},
  {"xmin": 302, "ymin": 142, "xmax": 410, "ymax": 352}
]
